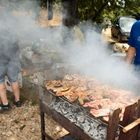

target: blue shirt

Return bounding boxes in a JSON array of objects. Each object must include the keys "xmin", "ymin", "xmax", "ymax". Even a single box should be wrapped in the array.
[{"xmin": 128, "ymin": 20, "xmax": 140, "ymax": 65}]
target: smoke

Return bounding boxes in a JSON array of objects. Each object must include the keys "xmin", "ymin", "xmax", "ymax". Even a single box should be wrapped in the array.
[
  {"xmin": 0, "ymin": 0, "xmax": 140, "ymax": 95},
  {"xmin": 59, "ymin": 24, "xmax": 140, "ymax": 94},
  {"xmin": 65, "ymin": 27, "xmax": 140, "ymax": 94}
]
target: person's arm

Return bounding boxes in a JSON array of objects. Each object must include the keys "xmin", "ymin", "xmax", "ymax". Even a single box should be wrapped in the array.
[
  {"xmin": 125, "ymin": 21, "xmax": 137, "ymax": 64},
  {"xmin": 125, "ymin": 46, "xmax": 136, "ymax": 64}
]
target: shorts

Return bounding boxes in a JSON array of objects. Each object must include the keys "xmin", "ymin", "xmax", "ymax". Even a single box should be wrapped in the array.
[{"xmin": 0, "ymin": 59, "xmax": 21, "ymax": 83}]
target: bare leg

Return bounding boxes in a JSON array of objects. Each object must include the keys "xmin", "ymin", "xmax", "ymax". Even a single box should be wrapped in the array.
[
  {"xmin": 11, "ymin": 81, "xmax": 20, "ymax": 102},
  {"xmin": 0, "ymin": 83, "xmax": 8, "ymax": 105}
]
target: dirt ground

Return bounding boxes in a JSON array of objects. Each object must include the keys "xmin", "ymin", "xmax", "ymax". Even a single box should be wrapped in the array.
[{"xmin": 0, "ymin": 100, "xmax": 68, "ymax": 140}]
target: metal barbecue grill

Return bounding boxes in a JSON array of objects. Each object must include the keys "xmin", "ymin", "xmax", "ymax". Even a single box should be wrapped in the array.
[
  {"xmin": 23, "ymin": 49, "xmax": 140, "ymax": 140},
  {"xmin": 38, "ymin": 82, "xmax": 140, "ymax": 140},
  {"xmin": 40, "ymin": 87, "xmax": 108, "ymax": 140}
]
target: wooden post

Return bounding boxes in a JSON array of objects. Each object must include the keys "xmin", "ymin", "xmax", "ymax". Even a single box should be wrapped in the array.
[
  {"xmin": 136, "ymin": 100, "xmax": 140, "ymax": 140},
  {"xmin": 107, "ymin": 108, "xmax": 121, "ymax": 140},
  {"xmin": 119, "ymin": 101, "xmax": 140, "ymax": 140}
]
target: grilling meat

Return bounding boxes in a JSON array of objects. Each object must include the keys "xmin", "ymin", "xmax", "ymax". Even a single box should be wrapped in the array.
[
  {"xmin": 84, "ymin": 99, "xmax": 112, "ymax": 109},
  {"xmin": 64, "ymin": 91, "xmax": 78, "ymax": 102},
  {"xmin": 45, "ymin": 74, "xmax": 138, "ymax": 120},
  {"xmin": 64, "ymin": 74, "xmax": 74, "ymax": 81},
  {"xmin": 46, "ymin": 80, "xmax": 62, "ymax": 89},
  {"xmin": 61, "ymin": 87, "xmax": 70, "ymax": 92},
  {"xmin": 90, "ymin": 108, "xmax": 111, "ymax": 117}
]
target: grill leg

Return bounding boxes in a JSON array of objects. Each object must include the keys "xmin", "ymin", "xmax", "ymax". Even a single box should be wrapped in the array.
[{"xmin": 40, "ymin": 108, "xmax": 46, "ymax": 140}]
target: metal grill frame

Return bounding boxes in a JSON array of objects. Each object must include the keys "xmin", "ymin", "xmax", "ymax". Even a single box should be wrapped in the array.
[
  {"xmin": 39, "ymin": 87, "xmax": 106, "ymax": 140},
  {"xmin": 38, "ymin": 85, "xmax": 140, "ymax": 140}
]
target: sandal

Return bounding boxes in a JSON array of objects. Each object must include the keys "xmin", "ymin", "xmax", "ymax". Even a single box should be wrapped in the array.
[
  {"xmin": 1, "ymin": 103, "xmax": 11, "ymax": 111},
  {"xmin": 14, "ymin": 100, "xmax": 22, "ymax": 107}
]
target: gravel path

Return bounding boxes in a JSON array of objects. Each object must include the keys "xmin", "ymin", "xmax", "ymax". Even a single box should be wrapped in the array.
[{"xmin": 0, "ymin": 101, "xmax": 68, "ymax": 140}]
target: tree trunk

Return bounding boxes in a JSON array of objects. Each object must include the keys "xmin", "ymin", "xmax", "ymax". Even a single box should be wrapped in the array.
[{"xmin": 62, "ymin": 0, "xmax": 79, "ymax": 27}]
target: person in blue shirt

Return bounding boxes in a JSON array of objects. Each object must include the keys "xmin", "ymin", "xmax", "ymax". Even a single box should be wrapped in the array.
[{"xmin": 126, "ymin": 20, "xmax": 140, "ymax": 69}]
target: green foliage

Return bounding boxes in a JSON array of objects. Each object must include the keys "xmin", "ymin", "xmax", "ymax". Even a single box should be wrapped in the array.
[
  {"xmin": 77, "ymin": 0, "xmax": 140, "ymax": 23},
  {"xmin": 40, "ymin": 0, "xmax": 140, "ymax": 23},
  {"xmin": 78, "ymin": 0, "xmax": 109, "ymax": 22}
]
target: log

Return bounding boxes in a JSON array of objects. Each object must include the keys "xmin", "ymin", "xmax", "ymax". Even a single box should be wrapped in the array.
[{"xmin": 123, "ymin": 118, "xmax": 140, "ymax": 133}]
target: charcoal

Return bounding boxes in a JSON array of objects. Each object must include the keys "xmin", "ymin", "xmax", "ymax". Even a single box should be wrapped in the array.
[
  {"xmin": 60, "ymin": 107, "xmax": 68, "ymax": 115},
  {"xmin": 89, "ymin": 129, "xmax": 98, "ymax": 137},
  {"xmin": 63, "ymin": 102, "xmax": 70, "ymax": 108},
  {"xmin": 51, "ymin": 103, "xmax": 60, "ymax": 111},
  {"xmin": 89, "ymin": 122, "xmax": 97, "ymax": 130},
  {"xmin": 67, "ymin": 115, "xmax": 76, "ymax": 123},
  {"xmin": 76, "ymin": 114, "xmax": 85, "ymax": 123},
  {"xmin": 49, "ymin": 96, "xmax": 107, "ymax": 140},
  {"xmin": 81, "ymin": 120, "xmax": 91, "ymax": 132}
]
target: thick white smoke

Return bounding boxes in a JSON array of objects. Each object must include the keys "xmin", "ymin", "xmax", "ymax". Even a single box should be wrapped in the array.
[
  {"xmin": 63, "ymin": 27, "xmax": 140, "ymax": 94},
  {"xmin": 0, "ymin": 0, "xmax": 139, "ymax": 95}
]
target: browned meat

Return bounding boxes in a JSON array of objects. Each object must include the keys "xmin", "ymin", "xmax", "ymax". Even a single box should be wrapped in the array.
[
  {"xmin": 83, "ymin": 101, "xmax": 101, "ymax": 109},
  {"xmin": 75, "ymin": 86, "xmax": 88, "ymax": 92},
  {"xmin": 46, "ymin": 80, "xmax": 62, "ymax": 89},
  {"xmin": 45, "ymin": 74, "xmax": 138, "ymax": 119},
  {"xmin": 90, "ymin": 108, "xmax": 110, "ymax": 117},
  {"xmin": 84, "ymin": 98, "xmax": 112, "ymax": 109},
  {"xmin": 60, "ymin": 87, "xmax": 70, "ymax": 92},
  {"xmin": 55, "ymin": 87, "xmax": 70, "ymax": 96},
  {"xmin": 64, "ymin": 91, "xmax": 78, "ymax": 102},
  {"xmin": 64, "ymin": 74, "xmax": 74, "ymax": 81},
  {"xmin": 89, "ymin": 95, "xmax": 103, "ymax": 100},
  {"xmin": 55, "ymin": 91, "xmax": 66, "ymax": 96}
]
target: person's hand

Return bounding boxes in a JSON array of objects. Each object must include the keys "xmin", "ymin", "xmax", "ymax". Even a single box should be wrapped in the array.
[{"xmin": 125, "ymin": 46, "xmax": 135, "ymax": 64}]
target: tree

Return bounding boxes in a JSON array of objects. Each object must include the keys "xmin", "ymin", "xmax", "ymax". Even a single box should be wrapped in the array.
[
  {"xmin": 78, "ymin": 0, "xmax": 111, "ymax": 21},
  {"xmin": 40, "ymin": 0, "xmax": 140, "ymax": 23},
  {"xmin": 78, "ymin": 0, "xmax": 140, "ymax": 22}
]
